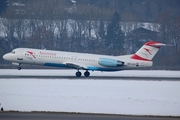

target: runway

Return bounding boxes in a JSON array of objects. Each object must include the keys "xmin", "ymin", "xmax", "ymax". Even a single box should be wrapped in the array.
[
  {"xmin": 1, "ymin": 69, "xmax": 180, "ymax": 80},
  {"xmin": 0, "ymin": 112, "xmax": 179, "ymax": 120},
  {"xmin": 0, "ymin": 75, "xmax": 180, "ymax": 80}
]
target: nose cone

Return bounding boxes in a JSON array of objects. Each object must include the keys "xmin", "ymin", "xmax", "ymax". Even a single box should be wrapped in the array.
[{"xmin": 3, "ymin": 53, "xmax": 10, "ymax": 61}]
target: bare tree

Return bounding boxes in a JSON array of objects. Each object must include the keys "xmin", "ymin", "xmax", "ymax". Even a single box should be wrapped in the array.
[{"xmin": 54, "ymin": 19, "xmax": 68, "ymax": 51}]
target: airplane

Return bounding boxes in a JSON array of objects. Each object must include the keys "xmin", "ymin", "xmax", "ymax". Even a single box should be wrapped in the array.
[{"xmin": 3, "ymin": 41, "xmax": 165, "ymax": 77}]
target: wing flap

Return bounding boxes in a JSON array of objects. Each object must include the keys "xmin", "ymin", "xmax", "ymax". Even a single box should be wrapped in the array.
[{"xmin": 64, "ymin": 62, "xmax": 88, "ymax": 70}]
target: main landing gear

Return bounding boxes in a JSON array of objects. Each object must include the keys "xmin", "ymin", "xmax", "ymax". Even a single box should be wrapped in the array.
[
  {"xmin": 75, "ymin": 70, "xmax": 90, "ymax": 77},
  {"xmin": 17, "ymin": 63, "xmax": 21, "ymax": 70},
  {"xmin": 76, "ymin": 71, "xmax": 82, "ymax": 77}
]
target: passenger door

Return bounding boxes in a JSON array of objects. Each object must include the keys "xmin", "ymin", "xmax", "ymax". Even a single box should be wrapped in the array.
[{"xmin": 17, "ymin": 49, "xmax": 23, "ymax": 60}]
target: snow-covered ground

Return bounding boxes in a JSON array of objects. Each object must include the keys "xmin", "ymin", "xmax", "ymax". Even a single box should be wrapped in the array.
[{"xmin": 0, "ymin": 69, "xmax": 180, "ymax": 116}]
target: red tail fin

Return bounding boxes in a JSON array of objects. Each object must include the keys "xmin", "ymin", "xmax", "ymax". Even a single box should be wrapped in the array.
[{"xmin": 131, "ymin": 41, "xmax": 165, "ymax": 61}]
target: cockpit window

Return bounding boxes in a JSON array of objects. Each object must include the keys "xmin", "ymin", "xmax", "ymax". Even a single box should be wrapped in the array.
[{"xmin": 11, "ymin": 51, "xmax": 15, "ymax": 54}]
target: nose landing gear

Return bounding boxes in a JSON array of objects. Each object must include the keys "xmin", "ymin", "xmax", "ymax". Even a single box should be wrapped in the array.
[{"xmin": 17, "ymin": 63, "xmax": 21, "ymax": 70}]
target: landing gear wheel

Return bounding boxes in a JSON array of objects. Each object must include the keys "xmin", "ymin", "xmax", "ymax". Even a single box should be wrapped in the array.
[
  {"xmin": 76, "ymin": 71, "xmax": 82, "ymax": 77},
  {"xmin": 17, "ymin": 66, "xmax": 21, "ymax": 70},
  {"xmin": 84, "ymin": 71, "xmax": 90, "ymax": 77},
  {"xmin": 17, "ymin": 63, "xmax": 21, "ymax": 70}
]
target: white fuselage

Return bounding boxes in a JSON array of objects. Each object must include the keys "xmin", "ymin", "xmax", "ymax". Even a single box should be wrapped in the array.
[
  {"xmin": 3, "ymin": 41, "xmax": 165, "ymax": 77},
  {"xmin": 3, "ymin": 48, "xmax": 152, "ymax": 71}
]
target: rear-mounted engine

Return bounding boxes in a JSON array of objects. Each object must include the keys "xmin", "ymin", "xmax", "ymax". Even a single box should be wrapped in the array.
[{"xmin": 98, "ymin": 58, "xmax": 124, "ymax": 67}]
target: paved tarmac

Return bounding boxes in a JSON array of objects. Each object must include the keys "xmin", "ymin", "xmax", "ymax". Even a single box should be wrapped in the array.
[
  {"xmin": 0, "ymin": 75, "xmax": 180, "ymax": 81},
  {"xmin": 0, "ymin": 112, "xmax": 179, "ymax": 120}
]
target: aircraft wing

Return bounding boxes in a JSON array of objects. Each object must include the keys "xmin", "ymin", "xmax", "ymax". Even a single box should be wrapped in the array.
[{"xmin": 63, "ymin": 62, "xmax": 88, "ymax": 70}]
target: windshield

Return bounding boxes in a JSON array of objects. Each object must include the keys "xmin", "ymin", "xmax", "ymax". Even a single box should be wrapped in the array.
[{"xmin": 11, "ymin": 51, "xmax": 15, "ymax": 54}]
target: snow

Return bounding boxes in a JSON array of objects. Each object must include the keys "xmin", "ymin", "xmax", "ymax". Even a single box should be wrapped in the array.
[{"xmin": 0, "ymin": 69, "xmax": 180, "ymax": 116}]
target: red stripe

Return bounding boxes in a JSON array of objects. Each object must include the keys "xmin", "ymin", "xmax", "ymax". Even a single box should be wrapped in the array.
[
  {"xmin": 131, "ymin": 54, "xmax": 151, "ymax": 61},
  {"xmin": 145, "ymin": 41, "xmax": 160, "ymax": 46},
  {"xmin": 145, "ymin": 41, "xmax": 161, "ymax": 48}
]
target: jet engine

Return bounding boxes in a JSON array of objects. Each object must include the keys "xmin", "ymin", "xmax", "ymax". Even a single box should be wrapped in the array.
[{"xmin": 98, "ymin": 58, "xmax": 124, "ymax": 67}]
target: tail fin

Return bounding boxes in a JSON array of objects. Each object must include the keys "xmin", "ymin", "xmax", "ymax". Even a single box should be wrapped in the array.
[{"xmin": 131, "ymin": 41, "xmax": 165, "ymax": 61}]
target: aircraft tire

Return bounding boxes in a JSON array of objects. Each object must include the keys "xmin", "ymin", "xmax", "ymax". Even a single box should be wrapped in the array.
[
  {"xmin": 84, "ymin": 71, "xmax": 90, "ymax": 77},
  {"xmin": 17, "ymin": 67, "xmax": 21, "ymax": 70},
  {"xmin": 76, "ymin": 71, "xmax": 81, "ymax": 77}
]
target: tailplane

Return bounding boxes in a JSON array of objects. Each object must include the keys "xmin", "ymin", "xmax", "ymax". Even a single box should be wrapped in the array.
[{"xmin": 131, "ymin": 41, "xmax": 165, "ymax": 61}]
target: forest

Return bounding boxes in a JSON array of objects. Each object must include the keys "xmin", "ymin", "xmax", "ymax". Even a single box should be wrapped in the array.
[{"xmin": 0, "ymin": 0, "xmax": 180, "ymax": 69}]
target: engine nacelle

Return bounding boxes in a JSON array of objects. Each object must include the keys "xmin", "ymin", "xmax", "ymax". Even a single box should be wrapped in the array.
[{"xmin": 98, "ymin": 58, "xmax": 124, "ymax": 67}]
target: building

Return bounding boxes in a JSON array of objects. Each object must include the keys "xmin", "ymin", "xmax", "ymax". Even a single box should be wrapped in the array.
[{"xmin": 126, "ymin": 27, "xmax": 159, "ymax": 53}]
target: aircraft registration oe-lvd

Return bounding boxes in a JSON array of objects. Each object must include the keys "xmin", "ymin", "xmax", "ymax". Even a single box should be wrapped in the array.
[{"xmin": 3, "ymin": 41, "xmax": 166, "ymax": 77}]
